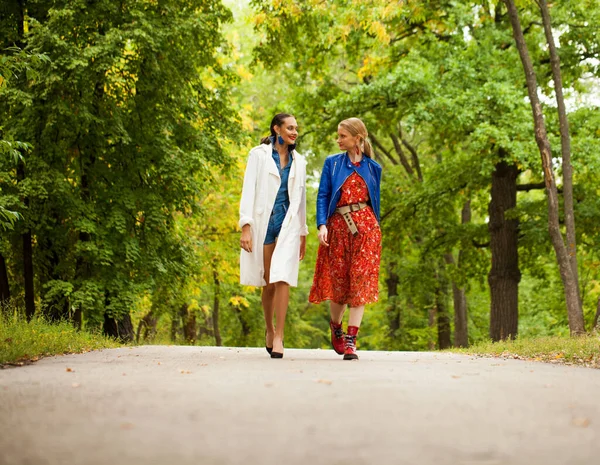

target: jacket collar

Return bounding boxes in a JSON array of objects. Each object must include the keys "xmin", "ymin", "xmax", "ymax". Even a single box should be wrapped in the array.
[
  {"xmin": 342, "ymin": 152, "xmax": 371, "ymax": 179},
  {"xmin": 262, "ymin": 142, "xmax": 298, "ymax": 180}
]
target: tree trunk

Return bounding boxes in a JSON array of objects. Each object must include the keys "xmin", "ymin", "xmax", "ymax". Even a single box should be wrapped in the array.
[
  {"xmin": 75, "ymin": 141, "xmax": 95, "ymax": 327},
  {"xmin": 0, "ymin": 254, "xmax": 10, "ymax": 309},
  {"xmin": 22, "ymin": 225, "xmax": 35, "ymax": 321},
  {"xmin": 488, "ymin": 159, "xmax": 520, "ymax": 341},
  {"xmin": 136, "ymin": 310, "xmax": 157, "ymax": 343},
  {"xmin": 17, "ymin": 162, "xmax": 35, "ymax": 321},
  {"xmin": 437, "ymin": 310, "xmax": 451, "ymax": 350},
  {"xmin": 452, "ymin": 281, "xmax": 468, "ymax": 347},
  {"xmin": 233, "ymin": 304, "xmax": 251, "ymax": 344},
  {"xmin": 445, "ymin": 253, "xmax": 469, "ymax": 348},
  {"xmin": 457, "ymin": 200, "xmax": 471, "ymax": 346},
  {"xmin": 504, "ymin": 0, "xmax": 585, "ymax": 336},
  {"xmin": 435, "ymin": 264, "xmax": 452, "ymax": 349},
  {"xmin": 103, "ymin": 312, "xmax": 134, "ymax": 342},
  {"xmin": 444, "ymin": 200, "xmax": 471, "ymax": 348},
  {"xmin": 428, "ymin": 305, "xmax": 436, "ymax": 350},
  {"xmin": 538, "ymin": 0, "xmax": 580, "ymax": 302},
  {"xmin": 197, "ymin": 312, "xmax": 214, "ymax": 341},
  {"xmin": 182, "ymin": 303, "xmax": 196, "ymax": 344},
  {"xmin": 213, "ymin": 268, "xmax": 222, "ymax": 346},
  {"xmin": 435, "ymin": 280, "xmax": 452, "ymax": 350},
  {"xmin": 72, "ymin": 307, "xmax": 82, "ymax": 330}
]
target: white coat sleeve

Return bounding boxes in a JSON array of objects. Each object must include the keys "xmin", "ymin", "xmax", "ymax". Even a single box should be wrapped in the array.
[
  {"xmin": 239, "ymin": 150, "xmax": 258, "ymax": 229},
  {"xmin": 299, "ymin": 161, "xmax": 308, "ymax": 236}
]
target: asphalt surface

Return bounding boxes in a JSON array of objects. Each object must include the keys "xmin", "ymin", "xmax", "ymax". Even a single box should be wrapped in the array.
[{"xmin": 1, "ymin": 346, "xmax": 599, "ymax": 465}]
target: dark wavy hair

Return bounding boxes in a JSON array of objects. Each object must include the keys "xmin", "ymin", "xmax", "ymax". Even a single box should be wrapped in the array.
[{"xmin": 260, "ymin": 113, "xmax": 295, "ymax": 145}]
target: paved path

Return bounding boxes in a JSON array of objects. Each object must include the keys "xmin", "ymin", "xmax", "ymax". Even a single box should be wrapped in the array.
[{"xmin": 1, "ymin": 346, "xmax": 599, "ymax": 465}]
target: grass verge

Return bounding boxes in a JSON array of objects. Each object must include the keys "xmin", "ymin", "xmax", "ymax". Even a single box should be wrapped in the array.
[
  {"xmin": 1, "ymin": 313, "xmax": 121, "ymax": 367},
  {"xmin": 452, "ymin": 334, "xmax": 600, "ymax": 369}
]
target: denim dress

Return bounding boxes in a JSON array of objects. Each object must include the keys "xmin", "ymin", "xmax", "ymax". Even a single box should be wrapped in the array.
[{"xmin": 264, "ymin": 147, "xmax": 293, "ymax": 245}]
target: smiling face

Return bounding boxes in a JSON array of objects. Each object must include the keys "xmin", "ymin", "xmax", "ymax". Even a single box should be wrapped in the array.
[
  {"xmin": 274, "ymin": 117, "xmax": 299, "ymax": 145},
  {"xmin": 336, "ymin": 125, "xmax": 361, "ymax": 152}
]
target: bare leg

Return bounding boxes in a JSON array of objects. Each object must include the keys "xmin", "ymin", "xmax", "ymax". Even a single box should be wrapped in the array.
[
  {"xmin": 330, "ymin": 301, "xmax": 346, "ymax": 324},
  {"xmin": 262, "ymin": 243, "xmax": 276, "ymax": 348},
  {"xmin": 272, "ymin": 281, "xmax": 290, "ymax": 354},
  {"xmin": 348, "ymin": 305, "xmax": 365, "ymax": 328}
]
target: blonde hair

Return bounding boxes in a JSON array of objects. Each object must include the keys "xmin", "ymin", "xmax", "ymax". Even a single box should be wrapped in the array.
[{"xmin": 338, "ymin": 117, "xmax": 373, "ymax": 158}]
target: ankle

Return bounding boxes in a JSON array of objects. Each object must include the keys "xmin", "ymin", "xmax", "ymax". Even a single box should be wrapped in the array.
[{"xmin": 346, "ymin": 325, "xmax": 359, "ymax": 336}]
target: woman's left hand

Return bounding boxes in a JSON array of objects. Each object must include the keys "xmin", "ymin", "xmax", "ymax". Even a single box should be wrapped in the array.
[{"xmin": 299, "ymin": 236, "xmax": 306, "ymax": 260}]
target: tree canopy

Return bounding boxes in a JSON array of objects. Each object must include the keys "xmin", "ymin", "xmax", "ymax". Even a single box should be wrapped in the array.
[{"xmin": 2, "ymin": 0, "xmax": 600, "ymax": 348}]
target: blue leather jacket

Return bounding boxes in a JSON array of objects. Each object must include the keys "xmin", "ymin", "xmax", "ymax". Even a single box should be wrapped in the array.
[{"xmin": 316, "ymin": 152, "xmax": 382, "ymax": 228}]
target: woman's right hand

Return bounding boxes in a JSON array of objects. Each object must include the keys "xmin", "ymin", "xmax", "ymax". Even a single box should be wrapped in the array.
[
  {"xmin": 318, "ymin": 225, "xmax": 329, "ymax": 247},
  {"xmin": 240, "ymin": 224, "xmax": 253, "ymax": 253}
]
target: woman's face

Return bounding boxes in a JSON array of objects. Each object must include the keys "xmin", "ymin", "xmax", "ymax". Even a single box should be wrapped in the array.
[
  {"xmin": 337, "ymin": 126, "xmax": 360, "ymax": 152},
  {"xmin": 275, "ymin": 117, "xmax": 299, "ymax": 145}
]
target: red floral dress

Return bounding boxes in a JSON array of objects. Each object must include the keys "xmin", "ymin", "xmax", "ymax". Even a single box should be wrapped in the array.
[{"xmin": 309, "ymin": 170, "xmax": 381, "ymax": 307}]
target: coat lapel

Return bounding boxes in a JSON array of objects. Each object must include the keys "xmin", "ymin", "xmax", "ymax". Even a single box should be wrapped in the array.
[{"xmin": 263, "ymin": 143, "xmax": 280, "ymax": 179}]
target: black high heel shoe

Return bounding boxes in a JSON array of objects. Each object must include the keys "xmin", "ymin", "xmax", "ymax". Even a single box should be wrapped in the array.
[{"xmin": 270, "ymin": 340, "xmax": 284, "ymax": 359}]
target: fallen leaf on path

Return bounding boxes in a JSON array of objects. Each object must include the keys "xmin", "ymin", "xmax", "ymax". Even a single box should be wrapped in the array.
[
  {"xmin": 451, "ymin": 375, "xmax": 461, "ymax": 379},
  {"xmin": 180, "ymin": 370, "xmax": 191, "ymax": 374},
  {"xmin": 157, "ymin": 362, "xmax": 161, "ymax": 365},
  {"xmin": 66, "ymin": 367, "xmax": 74, "ymax": 372},
  {"xmin": 316, "ymin": 379, "xmax": 332, "ymax": 385},
  {"xmin": 571, "ymin": 417, "xmax": 590, "ymax": 428}
]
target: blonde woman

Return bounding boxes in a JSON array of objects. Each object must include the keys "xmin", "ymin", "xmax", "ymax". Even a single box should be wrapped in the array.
[
  {"xmin": 309, "ymin": 117, "xmax": 382, "ymax": 360},
  {"xmin": 239, "ymin": 113, "xmax": 308, "ymax": 359}
]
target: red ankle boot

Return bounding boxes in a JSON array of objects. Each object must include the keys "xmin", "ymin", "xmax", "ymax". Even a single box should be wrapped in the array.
[
  {"xmin": 343, "ymin": 326, "xmax": 359, "ymax": 360},
  {"xmin": 329, "ymin": 320, "xmax": 345, "ymax": 355}
]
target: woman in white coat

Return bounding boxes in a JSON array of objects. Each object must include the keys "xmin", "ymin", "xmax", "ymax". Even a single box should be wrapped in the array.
[{"xmin": 239, "ymin": 113, "xmax": 308, "ymax": 359}]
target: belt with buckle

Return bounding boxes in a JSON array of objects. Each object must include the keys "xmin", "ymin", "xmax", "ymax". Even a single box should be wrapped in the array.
[{"xmin": 335, "ymin": 202, "xmax": 368, "ymax": 235}]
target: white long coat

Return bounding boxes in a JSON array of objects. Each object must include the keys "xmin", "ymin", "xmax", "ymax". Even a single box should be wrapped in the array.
[{"xmin": 239, "ymin": 142, "xmax": 308, "ymax": 287}]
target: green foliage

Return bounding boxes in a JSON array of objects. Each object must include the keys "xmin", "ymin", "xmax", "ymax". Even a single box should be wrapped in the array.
[
  {"xmin": 455, "ymin": 334, "xmax": 600, "ymax": 369},
  {"xmin": 2, "ymin": 0, "xmax": 600, "ymax": 352},
  {"xmin": 246, "ymin": 0, "xmax": 600, "ymax": 349},
  {"xmin": 0, "ymin": 310, "xmax": 120, "ymax": 365},
  {"xmin": 0, "ymin": 0, "xmax": 238, "ymax": 334}
]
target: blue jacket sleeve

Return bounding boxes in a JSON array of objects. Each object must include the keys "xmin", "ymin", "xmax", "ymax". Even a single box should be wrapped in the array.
[
  {"xmin": 373, "ymin": 162, "xmax": 382, "ymax": 222},
  {"xmin": 316, "ymin": 157, "xmax": 332, "ymax": 228}
]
